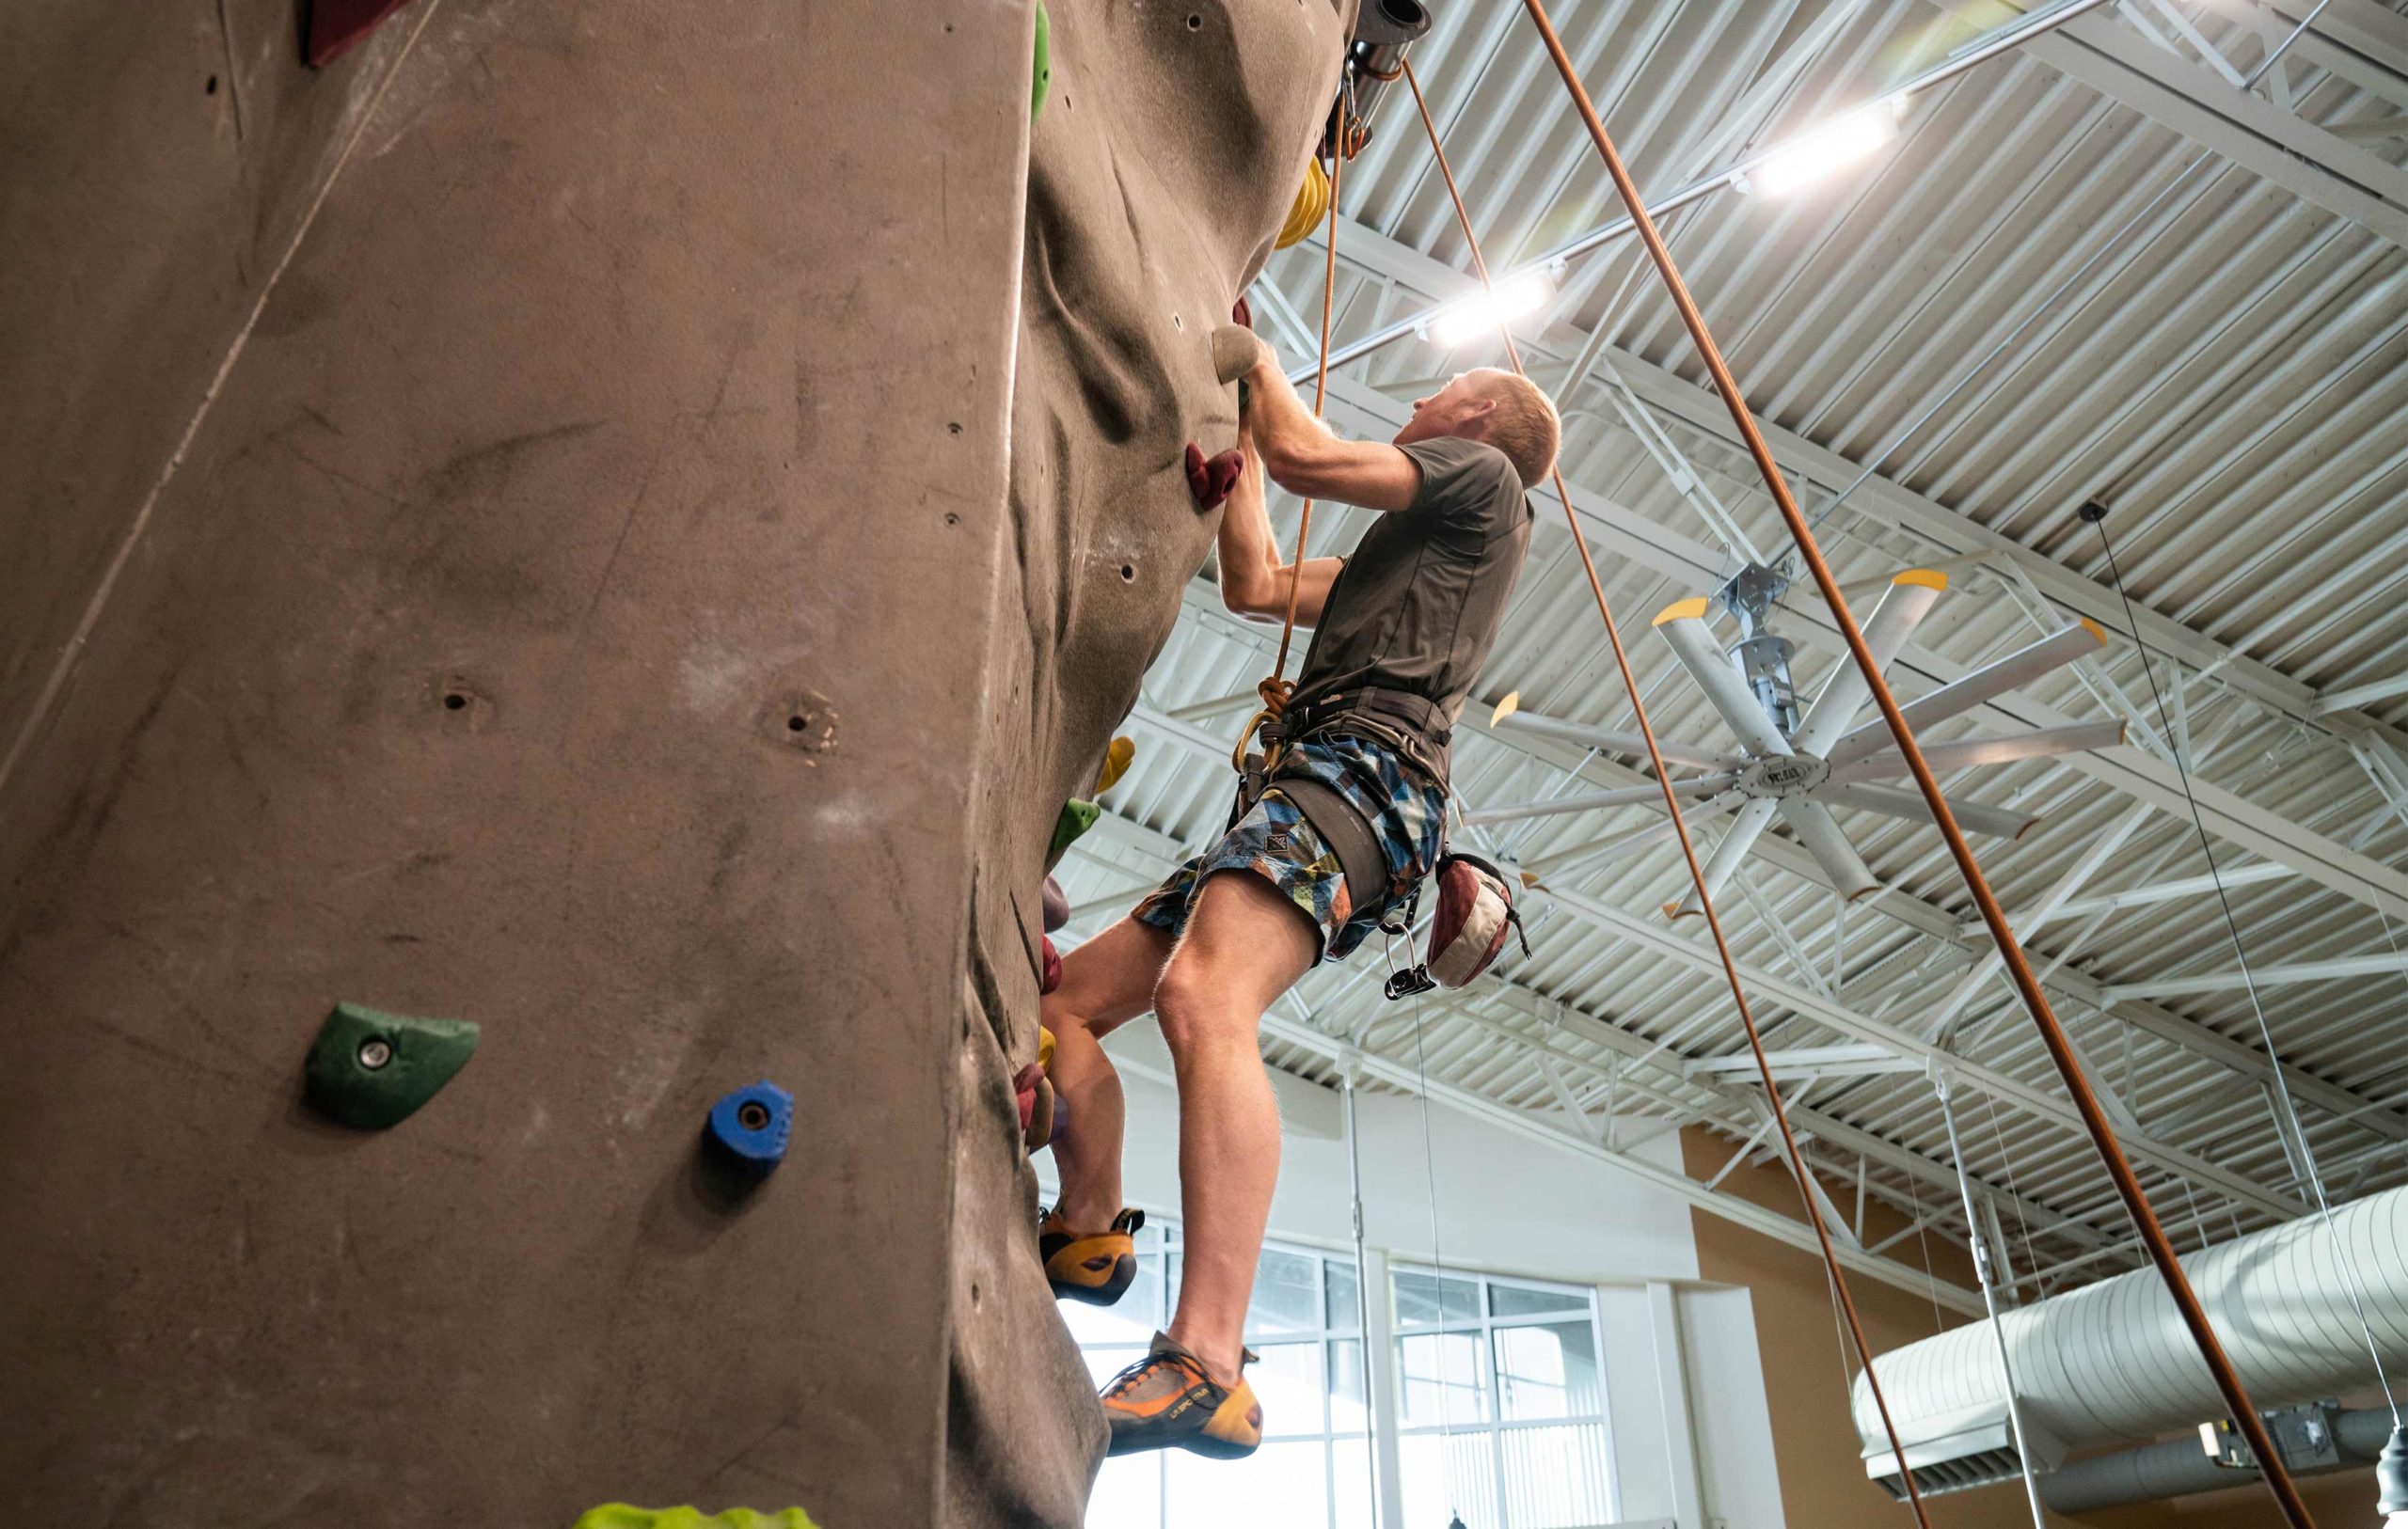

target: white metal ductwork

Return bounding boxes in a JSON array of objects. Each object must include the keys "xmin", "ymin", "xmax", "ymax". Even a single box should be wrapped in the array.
[{"xmin": 1852, "ymin": 1182, "xmax": 2408, "ymax": 1496}]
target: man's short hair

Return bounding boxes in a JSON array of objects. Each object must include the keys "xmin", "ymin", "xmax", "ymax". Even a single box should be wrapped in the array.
[{"xmin": 1465, "ymin": 369, "xmax": 1562, "ymax": 489}]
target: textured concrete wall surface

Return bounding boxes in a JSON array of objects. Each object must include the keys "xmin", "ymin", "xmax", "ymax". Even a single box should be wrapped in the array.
[{"xmin": 1, "ymin": 2, "xmax": 1347, "ymax": 1524}]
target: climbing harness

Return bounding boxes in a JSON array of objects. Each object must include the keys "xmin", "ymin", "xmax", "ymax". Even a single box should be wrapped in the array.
[{"xmin": 1507, "ymin": 2, "xmax": 2321, "ymax": 1520}]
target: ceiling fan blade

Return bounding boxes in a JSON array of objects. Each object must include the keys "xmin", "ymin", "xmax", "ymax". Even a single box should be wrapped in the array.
[
  {"xmin": 1462, "ymin": 772, "xmax": 1741, "ymax": 827},
  {"xmin": 1776, "ymin": 799, "xmax": 1882, "ymax": 902},
  {"xmin": 1525, "ymin": 791, "xmax": 1743, "ymax": 880},
  {"xmin": 1825, "ymin": 620, "xmax": 2108, "ymax": 768},
  {"xmin": 1665, "ymin": 796, "xmax": 1782, "ymax": 919},
  {"xmin": 1490, "ymin": 701, "xmax": 1741, "ymax": 772},
  {"xmin": 1815, "ymin": 780, "xmax": 2039, "ymax": 841},
  {"xmin": 1653, "ymin": 599, "xmax": 1794, "ymax": 759},
  {"xmin": 1828, "ymin": 719, "xmax": 2129, "ymax": 781},
  {"xmin": 1790, "ymin": 570, "xmax": 1948, "ymax": 756}
]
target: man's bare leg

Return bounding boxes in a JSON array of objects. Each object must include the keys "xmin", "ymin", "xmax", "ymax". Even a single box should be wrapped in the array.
[
  {"xmin": 1041, "ymin": 914, "xmax": 1174, "ymax": 1231},
  {"xmin": 1152, "ymin": 871, "xmax": 1319, "ymax": 1384}
]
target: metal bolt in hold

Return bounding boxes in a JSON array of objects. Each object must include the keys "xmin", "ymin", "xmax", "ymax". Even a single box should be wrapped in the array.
[{"xmin": 356, "ymin": 1038, "xmax": 394, "ymax": 1070}]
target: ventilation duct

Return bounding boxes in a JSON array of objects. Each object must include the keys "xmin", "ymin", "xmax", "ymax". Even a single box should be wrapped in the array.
[{"xmin": 1850, "ymin": 1182, "xmax": 2408, "ymax": 1499}]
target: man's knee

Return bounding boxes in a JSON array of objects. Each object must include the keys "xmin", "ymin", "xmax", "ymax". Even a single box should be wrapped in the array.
[{"xmin": 1151, "ymin": 954, "xmax": 1255, "ymax": 1053}]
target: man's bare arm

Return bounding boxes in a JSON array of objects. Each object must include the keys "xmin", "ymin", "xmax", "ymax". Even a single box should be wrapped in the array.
[
  {"xmin": 1244, "ymin": 345, "xmax": 1421, "ymax": 512},
  {"xmin": 1216, "ymin": 425, "xmax": 1344, "ymax": 626}
]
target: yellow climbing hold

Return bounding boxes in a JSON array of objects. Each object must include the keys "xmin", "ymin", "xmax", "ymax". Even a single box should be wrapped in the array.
[
  {"xmin": 1038, "ymin": 1025, "xmax": 1057, "ymax": 1072},
  {"xmin": 575, "ymin": 1509, "xmax": 818, "ymax": 1529},
  {"xmin": 1094, "ymin": 735, "xmax": 1134, "ymax": 794},
  {"xmin": 1276, "ymin": 158, "xmax": 1330, "ymax": 250}
]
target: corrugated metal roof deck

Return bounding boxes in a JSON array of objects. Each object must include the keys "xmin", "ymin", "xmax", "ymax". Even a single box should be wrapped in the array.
[{"xmin": 1054, "ymin": 0, "xmax": 2408, "ymax": 1303}]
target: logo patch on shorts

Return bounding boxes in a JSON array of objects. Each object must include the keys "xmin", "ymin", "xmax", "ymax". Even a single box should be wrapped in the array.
[{"xmin": 1265, "ymin": 830, "xmax": 1292, "ymax": 853}]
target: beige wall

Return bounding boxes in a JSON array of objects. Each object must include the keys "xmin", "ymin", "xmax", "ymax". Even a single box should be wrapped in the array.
[{"xmin": 1680, "ymin": 1127, "xmax": 2370, "ymax": 1529}]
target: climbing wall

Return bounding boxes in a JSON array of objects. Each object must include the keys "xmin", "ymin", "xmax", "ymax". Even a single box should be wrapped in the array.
[
  {"xmin": 954, "ymin": 1, "xmax": 1355, "ymax": 1517},
  {"xmin": 0, "ymin": 2, "xmax": 1349, "ymax": 1525}
]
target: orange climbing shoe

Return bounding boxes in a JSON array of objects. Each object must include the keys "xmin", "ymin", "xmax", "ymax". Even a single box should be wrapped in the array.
[
  {"xmin": 1100, "ymin": 1333, "xmax": 1262, "ymax": 1459},
  {"xmin": 1040, "ymin": 1206, "xmax": 1142, "ymax": 1306}
]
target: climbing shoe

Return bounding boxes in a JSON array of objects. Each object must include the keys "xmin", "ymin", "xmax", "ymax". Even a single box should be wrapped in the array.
[
  {"xmin": 1040, "ymin": 1206, "xmax": 1142, "ymax": 1305},
  {"xmin": 1100, "ymin": 1332, "xmax": 1262, "ymax": 1459}
]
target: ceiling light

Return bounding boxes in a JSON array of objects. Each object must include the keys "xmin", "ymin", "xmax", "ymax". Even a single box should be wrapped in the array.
[
  {"xmin": 1426, "ymin": 269, "xmax": 1552, "ymax": 348},
  {"xmin": 1747, "ymin": 106, "xmax": 1901, "ymax": 197}
]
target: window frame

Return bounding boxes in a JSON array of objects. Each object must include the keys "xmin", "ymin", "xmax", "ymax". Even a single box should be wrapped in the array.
[{"xmin": 1387, "ymin": 1263, "xmax": 1617, "ymax": 1529}]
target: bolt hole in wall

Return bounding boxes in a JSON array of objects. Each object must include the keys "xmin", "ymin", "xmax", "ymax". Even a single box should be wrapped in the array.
[
  {"xmin": 1188, "ymin": 13, "xmax": 1202, "ymax": 29},
  {"xmin": 1119, "ymin": 564, "xmax": 1137, "ymax": 583},
  {"xmin": 443, "ymin": 692, "xmax": 467, "ymax": 711},
  {"xmin": 204, "ymin": 74, "xmax": 218, "ymax": 94}
]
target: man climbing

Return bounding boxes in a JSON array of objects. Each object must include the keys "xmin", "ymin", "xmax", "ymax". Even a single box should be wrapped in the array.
[{"xmin": 1039, "ymin": 337, "xmax": 1560, "ymax": 1459}]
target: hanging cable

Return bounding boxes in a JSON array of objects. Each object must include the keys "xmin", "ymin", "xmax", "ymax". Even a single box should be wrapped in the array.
[
  {"xmin": 1340, "ymin": 1075, "xmax": 1385, "ymax": 1523},
  {"xmin": 2083, "ymin": 503, "xmax": 2400, "ymax": 1426},
  {"xmin": 1512, "ymin": 5, "xmax": 2317, "ymax": 1521},
  {"xmin": 1404, "ymin": 952, "xmax": 1465, "ymax": 1528},
  {"xmin": 1936, "ymin": 1073, "xmax": 2051, "ymax": 1529},
  {"xmin": 1399, "ymin": 58, "xmax": 1939, "ymax": 1528},
  {"xmin": 1232, "ymin": 145, "xmax": 1343, "ymax": 772}
]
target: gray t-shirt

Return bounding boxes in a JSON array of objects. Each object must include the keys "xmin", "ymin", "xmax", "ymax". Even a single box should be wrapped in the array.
[{"xmin": 1288, "ymin": 435, "xmax": 1532, "ymax": 730}]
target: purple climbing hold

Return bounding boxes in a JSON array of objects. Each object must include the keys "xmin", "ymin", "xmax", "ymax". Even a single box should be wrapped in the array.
[
  {"xmin": 1042, "ymin": 875, "xmax": 1069, "ymax": 933},
  {"xmin": 1184, "ymin": 443, "xmax": 1243, "ymax": 511}
]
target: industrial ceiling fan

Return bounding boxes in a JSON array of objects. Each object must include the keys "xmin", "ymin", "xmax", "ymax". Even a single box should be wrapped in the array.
[{"xmin": 1478, "ymin": 563, "xmax": 2124, "ymax": 916}]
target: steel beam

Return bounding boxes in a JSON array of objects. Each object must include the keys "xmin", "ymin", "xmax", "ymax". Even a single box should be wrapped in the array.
[
  {"xmin": 2102, "ymin": 951, "xmax": 2408, "ymax": 1002},
  {"xmin": 1537, "ymin": 881, "xmax": 2308, "ymax": 1219},
  {"xmin": 1925, "ymin": 0, "xmax": 2408, "ymax": 248}
]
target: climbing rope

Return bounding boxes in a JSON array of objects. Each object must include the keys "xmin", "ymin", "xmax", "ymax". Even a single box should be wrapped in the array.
[
  {"xmin": 1510, "ymin": 2, "xmax": 2317, "ymax": 1521},
  {"xmin": 1231, "ymin": 143, "xmax": 1343, "ymax": 773},
  {"xmin": 1397, "ymin": 57, "xmax": 1941, "ymax": 1527}
]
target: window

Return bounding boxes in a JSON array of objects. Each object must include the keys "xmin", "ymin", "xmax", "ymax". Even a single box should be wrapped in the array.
[
  {"xmin": 1391, "ymin": 1267, "xmax": 1613, "ymax": 1529},
  {"xmin": 1069, "ymin": 1219, "xmax": 1371, "ymax": 1529}
]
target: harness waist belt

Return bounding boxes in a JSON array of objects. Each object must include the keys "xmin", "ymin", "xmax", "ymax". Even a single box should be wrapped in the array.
[{"xmin": 1277, "ymin": 686, "xmax": 1452, "ymax": 788}]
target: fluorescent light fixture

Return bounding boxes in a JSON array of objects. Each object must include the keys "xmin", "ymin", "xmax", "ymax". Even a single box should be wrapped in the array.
[
  {"xmin": 1747, "ymin": 105, "xmax": 1900, "ymax": 197},
  {"xmin": 1426, "ymin": 269, "xmax": 1552, "ymax": 348}
]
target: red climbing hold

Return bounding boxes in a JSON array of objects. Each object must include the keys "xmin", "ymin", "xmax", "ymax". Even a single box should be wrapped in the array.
[
  {"xmin": 1231, "ymin": 295, "xmax": 1254, "ymax": 330},
  {"xmin": 1184, "ymin": 443, "xmax": 1243, "ymax": 511},
  {"xmin": 1040, "ymin": 937, "xmax": 1062, "ymax": 995},
  {"xmin": 306, "ymin": 0, "xmax": 418, "ymax": 66}
]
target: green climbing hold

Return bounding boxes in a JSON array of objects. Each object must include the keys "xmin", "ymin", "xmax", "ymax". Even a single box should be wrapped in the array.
[
  {"xmin": 304, "ymin": 1002, "xmax": 479, "ymax": 1129},
  {"xmin": 574, "ymin": 1509, "xmax": 818, "ymax": 1529},
  {"xmin": 1047, "ymin": 797, "xmax": 1101, "ymax": 870},
  {"xmin": 1032, "ymin": 1, "xmax": 1051, "ymax": 122}
]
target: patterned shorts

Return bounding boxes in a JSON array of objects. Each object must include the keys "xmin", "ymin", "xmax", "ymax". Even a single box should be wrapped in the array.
[{"xmin": 1133, "ymin": 733, "xmax": 1447, "ymax": 963}]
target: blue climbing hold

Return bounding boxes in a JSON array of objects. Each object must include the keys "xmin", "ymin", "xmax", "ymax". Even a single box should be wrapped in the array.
[{"xmin": 705, "ymin": 1081, "xmax": 794, "ymax": 1174}]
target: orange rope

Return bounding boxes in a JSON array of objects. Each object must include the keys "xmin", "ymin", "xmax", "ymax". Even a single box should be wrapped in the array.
[
  {"xmin": 1398, "ymin": 60, "xmax": 1938, "ymax": 1529},
  {"xmin": 1233, "ymin": 142, "xmax": 1343, "ymax": 773},
  {"xmin": 1508, "ymin": 7, "xmax": 2315, "ymax": 1525}
]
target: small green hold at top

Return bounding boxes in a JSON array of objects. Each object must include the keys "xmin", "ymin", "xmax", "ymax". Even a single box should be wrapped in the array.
[
  {"xmin": 1032, "ymin": 2, "xmax": 1052, "ymax": 122},
  {"xmin": 575, "ymin": 1508, "xmax": 819, "ymax": 1529},
  {"xmin": 304, "ymin": 1001, "xmax": 479, "ymax": 1129}
]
